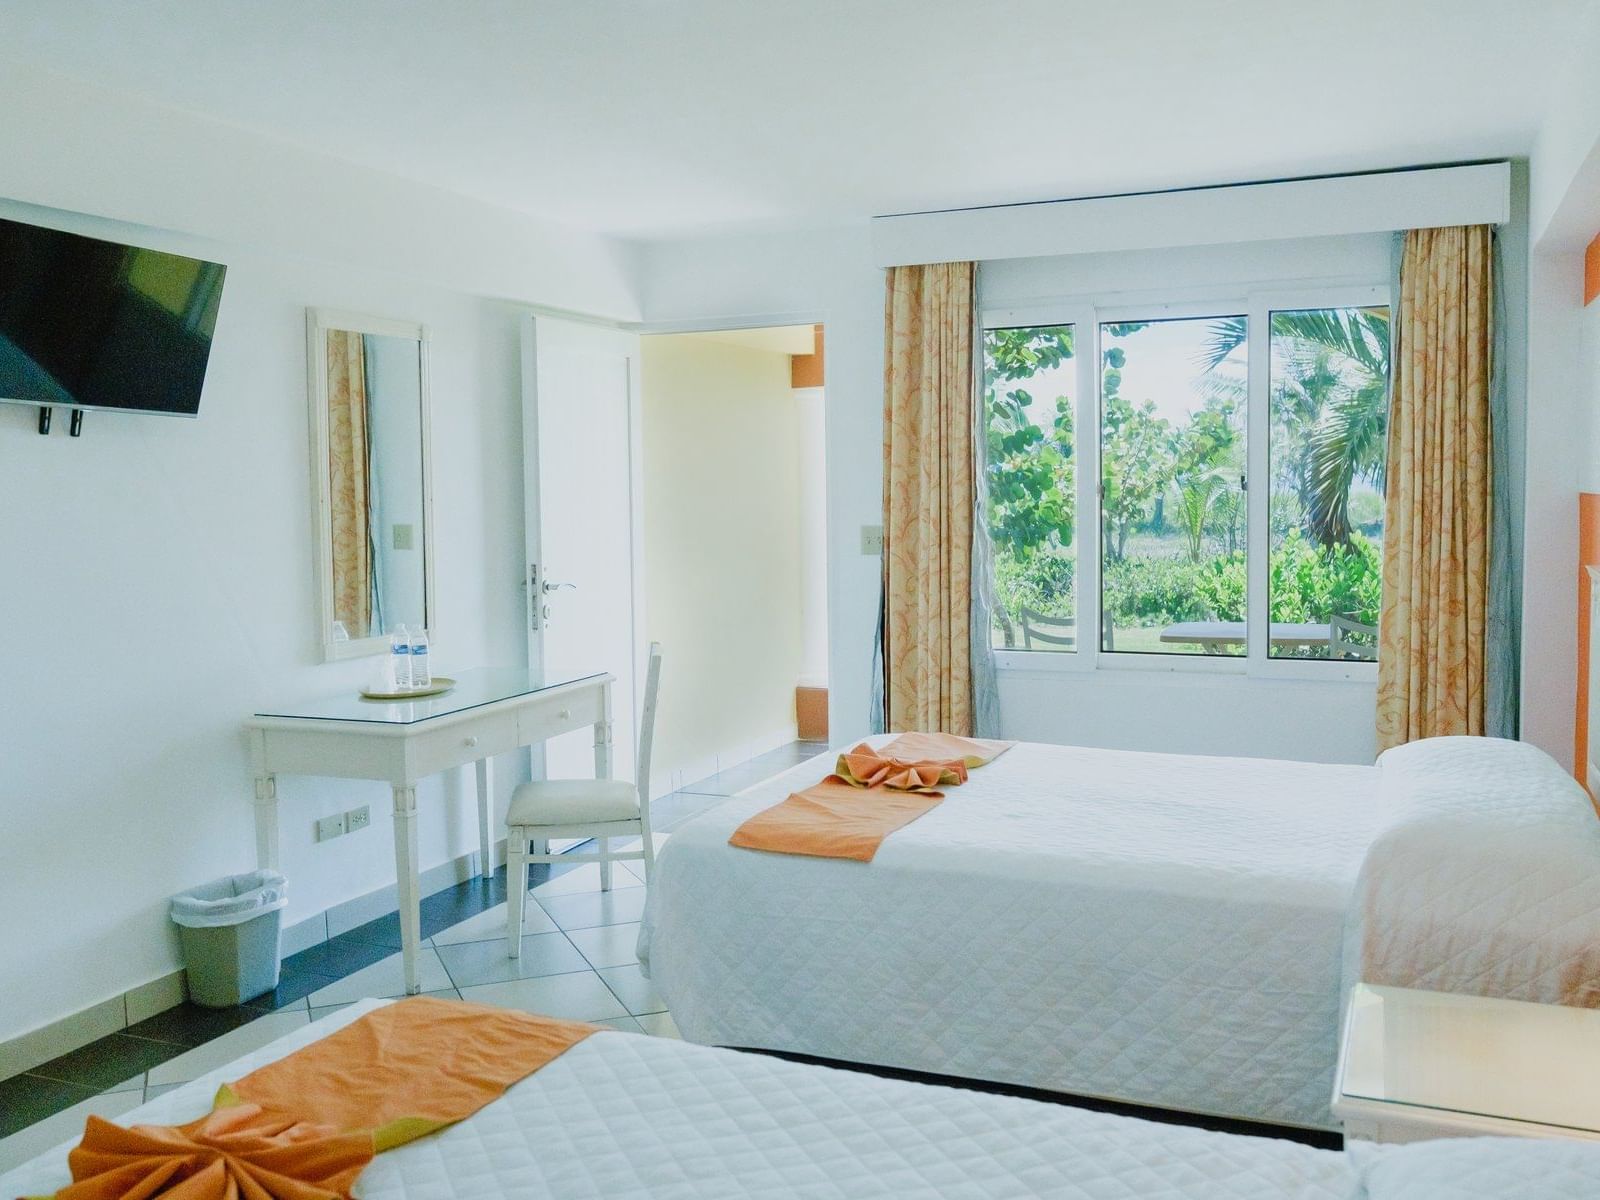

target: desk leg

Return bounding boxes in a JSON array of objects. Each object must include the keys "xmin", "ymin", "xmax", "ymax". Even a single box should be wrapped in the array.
[
  {"xmin": 474, "ymin": 758, "xmax": 494, "ymax": 879},
  {"xmin": 594, "ymin": 681, "xmax": 615, "ymax": 892},
  {"xmin": 253, "ymin": 775, "xmax": 280, "ymax": 871},
  {"xmin": 391, "ymin": 785, "xmax": 422, "ymax": 996}
]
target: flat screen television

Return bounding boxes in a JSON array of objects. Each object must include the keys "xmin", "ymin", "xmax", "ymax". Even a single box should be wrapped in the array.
[{"xmin": 0, "ymin": 216, "xmax": 226, "ymax": 418}]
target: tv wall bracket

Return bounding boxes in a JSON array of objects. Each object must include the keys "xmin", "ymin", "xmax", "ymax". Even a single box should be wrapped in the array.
[{"xmin": 36, "ymin": 406, "xmax": 84, "ymax": 436}]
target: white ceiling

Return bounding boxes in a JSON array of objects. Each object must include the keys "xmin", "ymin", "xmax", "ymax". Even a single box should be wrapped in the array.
[{"xmin": 3, "ymin": 1, "xmax": 1595, "ymax": 239}]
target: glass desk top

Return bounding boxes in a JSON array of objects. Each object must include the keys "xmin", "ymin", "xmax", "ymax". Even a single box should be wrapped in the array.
[{"xmin": 253, "ymin": 667, "xmax": 606, "ymax": 726}]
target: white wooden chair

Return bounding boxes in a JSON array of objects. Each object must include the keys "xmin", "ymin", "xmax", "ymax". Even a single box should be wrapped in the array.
[
  {"xmin": 506, "ymin": 643, "xmax": 662, "ymax": 959},
  {"xmin": 1019, "ymin": 606, "xmax": 1076, "ymax": 651},
  {"xmin": 1329, "ymin": 615, "xmax": 1378, "ymax": 661}
]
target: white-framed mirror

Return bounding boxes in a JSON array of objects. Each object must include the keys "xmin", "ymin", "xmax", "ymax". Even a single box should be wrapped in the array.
[{"xmin": 307, "ymin": 308, "xmax": 435, "ymax": 661}]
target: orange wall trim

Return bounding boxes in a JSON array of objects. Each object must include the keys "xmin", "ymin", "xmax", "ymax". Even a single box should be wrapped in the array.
[
  {"xmin": 791, "ymin": 324, "xmax": 825, "ymax": 388},
  {"xmin": 1576, "ymin": 494, "xmax": 1600, "ymax": 787},
  {"xmin": 1586, "ymin": 232, "xmax": 1600, "ymax": 306}
]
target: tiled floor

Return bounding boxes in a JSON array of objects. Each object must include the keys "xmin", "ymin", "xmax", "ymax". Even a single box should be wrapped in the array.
[{"xmin": 0, "ymin": 740, "xmax": 827, "ymax": 1174}]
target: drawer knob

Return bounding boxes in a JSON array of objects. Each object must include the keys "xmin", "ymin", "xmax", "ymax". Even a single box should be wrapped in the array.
[
  {"xmin": 558, "ymin": 709, "xmax": 570, "ymax": 720},
  {"xmin": 463, "ymin": 736, "xmax": 479, "ymax": 747}
]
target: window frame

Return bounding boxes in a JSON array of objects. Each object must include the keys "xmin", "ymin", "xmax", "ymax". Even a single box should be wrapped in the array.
[{"xmin": 984, "ymin": 282, "xmax": 1389, "ymax": 683}]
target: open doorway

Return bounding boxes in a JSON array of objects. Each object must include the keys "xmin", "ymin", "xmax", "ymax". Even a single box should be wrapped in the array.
[{"xmin": 639, "ymin": 323, "xmax": 828, "ymax": 828}]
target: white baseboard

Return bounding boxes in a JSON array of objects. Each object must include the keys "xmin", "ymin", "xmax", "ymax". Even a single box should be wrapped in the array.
[
  {"xmin": 0, "ymin": 839, "xmax": 506, "ymax": 1082},
  {"xmin": 650, "ymin": 723, "xmax": 804, "ymax": 799},
  {"xmin": 0, "ymin": 967, "xmax": 188, "ymax": 1080}
]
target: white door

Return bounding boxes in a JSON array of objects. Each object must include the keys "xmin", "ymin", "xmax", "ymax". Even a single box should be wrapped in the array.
[{"xmin": 521, "ymin": 314, "xmax": 643, "ymax": 785}]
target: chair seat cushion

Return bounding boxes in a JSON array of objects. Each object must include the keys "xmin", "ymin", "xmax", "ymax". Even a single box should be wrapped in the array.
[{"xmin": 507, "ymin": 779, "xmax": 641, "ymax": 827}]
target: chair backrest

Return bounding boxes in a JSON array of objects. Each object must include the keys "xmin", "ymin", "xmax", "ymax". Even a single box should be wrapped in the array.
[
  {"xmin": 1329, "ymin": 615, "xmax": 1378, "ymax": 661},
  {"xmin": 635, "ymin": 642, "xmax": 664, "ymax": 799},
  {"xmin": 1020, "ymin": 606, "xmax": 1076, "ymax": 651}
]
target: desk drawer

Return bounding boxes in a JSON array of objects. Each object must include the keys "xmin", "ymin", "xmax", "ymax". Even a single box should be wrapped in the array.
[
  {"xmin": 517, "ymin": 691, "xmax": 603, "ymax": 743},
  {"xmin": 409, "ymin": 712, "xmax": 520, "ymax": 777}
]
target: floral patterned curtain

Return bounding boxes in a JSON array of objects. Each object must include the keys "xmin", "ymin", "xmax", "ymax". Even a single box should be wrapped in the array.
[
  {"xmin": 1376, "ymin": 225, "xmax": 1494, "ymax": 750},
  {"xmin": 327, "ymin": 329, "xmax": 372, "ymax": 638},
  {"xmin": 881, "ymin": 262, "xmax": 978, "ymax": 734}
]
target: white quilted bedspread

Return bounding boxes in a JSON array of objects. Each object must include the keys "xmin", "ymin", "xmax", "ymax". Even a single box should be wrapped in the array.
[
  {"xmin": 1350, "ymin": 737, "xmax": 1600, "ymax": 1008},
  {"xmin": 639, "ymin": 739, "xmax": 1385, "ymax": 1131},
  {"xmin": 1, "ymin": 1000, "xmax": 1357, "ymax": 1199}
]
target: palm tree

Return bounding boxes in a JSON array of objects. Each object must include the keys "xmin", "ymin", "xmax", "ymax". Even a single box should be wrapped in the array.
[
  {"xmin": 1172, "ymin": 465, "xmax": 1232, "ymax": 563},
  {"xmin": 1201, "ymin": 309, "xmax": 1390, "ymax": 547}
]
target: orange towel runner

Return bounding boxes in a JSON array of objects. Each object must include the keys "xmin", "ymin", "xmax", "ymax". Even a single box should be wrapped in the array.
[
  {"xmin": 729, "ymin": 732, "xmax": 1015, "ymax": 862},
  {"xmin": 49, "ymin": 997, "xmax": 596, "ymax": 1200}
]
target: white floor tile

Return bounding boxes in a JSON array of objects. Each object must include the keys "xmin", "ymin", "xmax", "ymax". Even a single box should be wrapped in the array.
[
  {"xmin": 309, "ymin": 988, "xmax": 457, "ymax": 1023},
  {"xmin": 431, "ymin": 901, "xmax": 558, "ymax": 945},
  {"xmin": 459, "ymin": 971, "xmax": 627, "ymax": 1022},
  {"xmin": 0, "ymin": 1089, "xmax": 142, "ymax": 1175},
  {"xmin": 566, "ymin": 922, "xmax": 641, "ymax": 969},
  {"xmin": 145, "ymin": 1082, "xmax": 182, "ymax": 1102},
  {"xmin": 591, "ymin": 1016, "xmax": 644, "ymax": 1033},
  {"xmin": 537, "ymin": 887, "xmax": 648, "ymax": 931},
  {"xmin": 532, "ymin": 863, "xmax": 642, "ymax": 897},
  {"xmin": 634, "ymin": 1011, "xmax": 680, "ymax": 1039},
  {"xmin": 106, "ymin": 1073, "xmax": 144, "ymax": 1094},
  {"xmin": 146, "ymin": 1010, "xmax": 310, "ymax": 1087},
  {"xmin": 437, "ymin": 932, "xmax": 589, "ymax": 987},
  {"xmin": 597, "ymin": 964, "xmax": 666, "ymax": 1016},
  {"xmin": 304, "ymin": 948, "xmax": 452, "ymax": 1008}
]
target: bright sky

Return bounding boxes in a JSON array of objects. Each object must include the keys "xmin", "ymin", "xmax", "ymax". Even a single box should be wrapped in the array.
[
  {"xmin": 1106, "ymin": 317, "xmax": 1245, "ymax": 425},
  {"xmin": 992, "ymin": 316, "xmax": 1246, "ymax": 433}
]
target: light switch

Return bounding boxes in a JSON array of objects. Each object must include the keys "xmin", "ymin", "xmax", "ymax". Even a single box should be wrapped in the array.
[
  {"xmin": 860, "ymin": 525, "xmax": 884, "ymax": 555},
  {"xmin": 392, "ymin": 523, "xmax": 414, "ymax": 550}
]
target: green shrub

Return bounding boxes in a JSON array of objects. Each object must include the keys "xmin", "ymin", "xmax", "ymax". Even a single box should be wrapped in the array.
[
  {"xmin": 1269, "ymin": 530, "xmax": 1381, "ymax": 626},
  {"xmin": 1102, "ymin": 556, "xmax": 1214, "ymax": 625},
  {"xmin": 992, "ymin": 529, "xmax": 1382, "ymax": 639}
]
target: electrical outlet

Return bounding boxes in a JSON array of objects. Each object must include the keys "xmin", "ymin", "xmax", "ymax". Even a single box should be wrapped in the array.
[
  {"xmin": 345, "ymin": 805, "xmax": 371, "ymax": 833},
  {"xmin": 315, "ymin": 813, "xmax": 347, "ymax": 842},
  {"xmin": 860, "ymin": 525, "xmax": 884, "ymax": 555}
]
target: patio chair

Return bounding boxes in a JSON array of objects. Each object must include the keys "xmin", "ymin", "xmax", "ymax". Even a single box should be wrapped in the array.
[
  {"xmin": 1329, "ymin": 615, "xmax": 1378, "ymax": 661},
  {"xmin": 1020, "ymin": 606, "xmax": 1076, "ymax": 650}
]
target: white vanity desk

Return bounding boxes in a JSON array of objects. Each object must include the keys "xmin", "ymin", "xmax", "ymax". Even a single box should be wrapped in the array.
[{"xmin": 246, "ymin": 667, "xmax": 613, "ymax": 995}]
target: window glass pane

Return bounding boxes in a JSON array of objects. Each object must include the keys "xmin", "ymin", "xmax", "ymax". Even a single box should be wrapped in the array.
[
  {"xmin": 1267, "ymin": 306, "xmax": 1390, "ymax": 660},
  {"xmin": 1100, "ymin": 316, "xmax": 1247, "ymax": 655},
  {"xmin": 983, "ymin": 325, "xmax": 1076, "ymax": 652}
]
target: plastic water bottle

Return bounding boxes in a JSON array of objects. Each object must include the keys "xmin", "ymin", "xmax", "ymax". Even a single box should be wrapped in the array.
[
  {"xmin": 390, "ymin": 625, "xmax": 412, "ymax": 690},
  {"xmin": 409, "ymin": 625, "xmax": 431, "ymax": 688}
]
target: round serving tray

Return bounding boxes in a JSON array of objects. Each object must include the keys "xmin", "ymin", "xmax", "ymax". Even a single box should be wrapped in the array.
[{"xmin": 360, "ymin": 676, "xmax": 456, "ymax": 701}]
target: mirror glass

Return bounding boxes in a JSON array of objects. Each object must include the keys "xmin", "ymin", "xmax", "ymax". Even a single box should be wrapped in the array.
[{"xmin": 318, "ymin": 320, "xmax": 429, "ymax": 654}]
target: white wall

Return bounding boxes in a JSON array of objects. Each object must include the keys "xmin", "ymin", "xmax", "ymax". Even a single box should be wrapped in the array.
[
  {"xmin": 0, "ymin": 78, "xmax": 637, "ymax": 1045},
  {"xmin": 639, "ymin": 336, "xmax": 805, "ymax": 786},
  {"xmin": 636, "ymin": 226, "xmax": 884, "ymax": 744},
  {"xmin": 1520, "ymin": 10, "xmax": 1600, "ymax": 770}
]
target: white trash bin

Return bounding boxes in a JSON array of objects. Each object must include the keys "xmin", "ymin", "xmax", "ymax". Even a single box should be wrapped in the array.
[{"xmin": 171, "ymin": 870, "xmax": 287, "ymax": 1007}]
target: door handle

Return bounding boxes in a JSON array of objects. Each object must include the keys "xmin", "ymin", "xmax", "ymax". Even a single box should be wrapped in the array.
[{"xmin": 542, "ymin": 581, "xmax": 577, "ymax": 594}]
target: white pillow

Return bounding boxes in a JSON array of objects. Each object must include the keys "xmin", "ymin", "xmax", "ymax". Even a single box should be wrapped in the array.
[{"xmin": 1361, "ymin": 1137, "xmax": 1600, "ymax": 1198}]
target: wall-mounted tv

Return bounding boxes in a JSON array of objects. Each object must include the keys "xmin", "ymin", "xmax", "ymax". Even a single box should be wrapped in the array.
[{"xmin": 0, "ymin": 216, "xmax": 226, "ymax": 418}]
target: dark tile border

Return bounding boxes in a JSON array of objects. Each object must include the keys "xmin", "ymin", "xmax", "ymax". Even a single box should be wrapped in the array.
[
  {"xmin": 729, "ymin": 1046, "xmax": 1342, "ymax": 1150},
  {"xmin": 0, "ymin": 859, "xmax": 565, "ymax": 1139}
]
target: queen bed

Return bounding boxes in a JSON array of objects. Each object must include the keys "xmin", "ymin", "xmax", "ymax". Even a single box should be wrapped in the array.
[
  {"xmin": 637, "ymin": 734, "xmax": 1600, "ymax": 1132},
  {"xmin": 5, "ymin": 998, "xmax": 1596, "ymax": 1200}
]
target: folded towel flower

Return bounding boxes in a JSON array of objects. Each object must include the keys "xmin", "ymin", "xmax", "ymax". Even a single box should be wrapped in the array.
[
  {"xmin": 57, "ymin": 1105, "xmax": 373, "ymax": 1200},
  {"xmin": 728, "ymin": 732, "xmax": 1017, "ymax": 861},
  {"xmin": 832, "ymin": 744, "xmax": 968, "ymax": 792}
]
